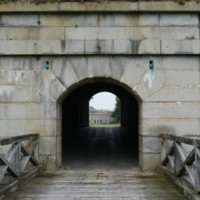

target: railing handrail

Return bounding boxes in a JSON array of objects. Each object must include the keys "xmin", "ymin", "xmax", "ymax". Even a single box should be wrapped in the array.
[
  {"xmin": 161, "ymin": 133, "xmax": 200, "ymax": 193},
  {"xmin": 0, "ymin": 133, "xmax": 39, "ymax": 146},
  {"xmin": 0, "ymin": 133, "xmax": 40, "ymax": 182},
  {"xmin": 161, "ymin": 133, "xmax": 200, "ymax": 147}
]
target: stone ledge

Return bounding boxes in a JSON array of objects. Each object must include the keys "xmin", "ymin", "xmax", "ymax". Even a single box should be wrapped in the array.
[
  {"xmin": 0, "ymin": 1, "xmax": 200, "ymax": 12},
  {"xmin": 0, "ymin": 39, "xmax": 200, "ymax": 55}
]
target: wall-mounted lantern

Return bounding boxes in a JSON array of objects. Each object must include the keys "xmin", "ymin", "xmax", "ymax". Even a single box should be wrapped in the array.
[
  {"xmin": 149, "ymin": 59, "xmax": 154, "ymax": 70},
  {"xmin": 149, "ymin": 57, "xmax": 154, "ymax": 80},
  {"xmin": 144, "ymin": 57, "xmax": 155, "ymax": 88},
  {"xmin": 44, "ymin": 61, "xmax": 50, "ymax": 70}
]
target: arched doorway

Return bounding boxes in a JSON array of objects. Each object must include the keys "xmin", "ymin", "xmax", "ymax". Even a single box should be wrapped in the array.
[{"xmin": 61, "ymin": 78, "xmax": 140, "ymax": 170}]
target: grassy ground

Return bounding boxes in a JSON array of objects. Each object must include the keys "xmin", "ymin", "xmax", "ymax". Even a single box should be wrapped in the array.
[{"xmin": 90, "ymin": 124, "xmax": 120, "ymax": 127}]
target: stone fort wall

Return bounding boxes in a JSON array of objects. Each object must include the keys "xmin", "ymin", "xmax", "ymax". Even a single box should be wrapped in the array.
[{"xmin": 0, "ymin": 2, "xmax": 199, "ymax": 170}]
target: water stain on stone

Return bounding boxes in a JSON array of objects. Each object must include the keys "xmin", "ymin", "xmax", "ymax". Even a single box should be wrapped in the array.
[
  {"xmin": 96, "ymin": 40, "xmax": 101, "ymax": 53},
  {"xmin": 61, "ymin": 40, "xmax": 66, "ymax": 53},
  {"xmin": 0, "ymin": 15, "xmax": 2, "ymax": 26},
  {"xmin": 130, "ymin": 40, "xmax": 140, "ymax": 53}
]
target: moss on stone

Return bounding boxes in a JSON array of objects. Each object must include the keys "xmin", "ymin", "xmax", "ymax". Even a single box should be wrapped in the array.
[{"xmin": 0, "ymin": 0, "xmax": 199, "ymax": 5}]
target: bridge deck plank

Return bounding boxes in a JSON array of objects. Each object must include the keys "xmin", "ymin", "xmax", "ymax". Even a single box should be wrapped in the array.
[{"xmin": 7, "ymin": 170, "xmax": 185, "ymax": 200}]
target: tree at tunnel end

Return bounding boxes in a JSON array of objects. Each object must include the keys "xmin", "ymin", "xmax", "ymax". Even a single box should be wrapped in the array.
[{"xmin": 111, "ymin": 97, "xmax": 121, "ymax": 123}]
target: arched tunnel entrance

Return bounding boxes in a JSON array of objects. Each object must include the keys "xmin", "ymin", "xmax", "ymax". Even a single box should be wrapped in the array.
[{"xmin": 62, "ymin": 79, "xmax": 140, "ymax": 170}]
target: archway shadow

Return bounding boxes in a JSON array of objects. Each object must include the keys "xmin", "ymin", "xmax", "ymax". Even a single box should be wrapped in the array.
[
  {"xmin": 62, "ymin": 81, "xmax": 139, "ymax": 170},
  {"xmin": 62, "ymin": 127, "xmax": 138, "ymax": 170}
]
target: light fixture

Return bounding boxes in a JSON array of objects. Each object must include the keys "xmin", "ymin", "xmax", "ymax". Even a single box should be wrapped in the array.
[{"xmin": 44, "ymin": 61, "xmax": 50, "ymax": 70}]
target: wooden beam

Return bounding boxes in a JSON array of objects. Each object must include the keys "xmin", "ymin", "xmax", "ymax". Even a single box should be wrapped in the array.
[
  {"xmin": 0, "ymin": 134, "xmax": 39, "ymax": 181},
  {"xmin": 176, "ymin": 148, "xmax": 195, "ymax": 177},
  {"xmin": 161, "ymin": 134, "xmax": 200, "ymax": 147},
  {"xmin": 0, "ymin": 134, "xmax": 39, "ymax": 146},
  {"xmin": 0, "ymin": 156, "xmax": 20, "ymax": 178},
  {"xmin": 161, "ymin": 142, "xmax": 175, "ymax": 166}
]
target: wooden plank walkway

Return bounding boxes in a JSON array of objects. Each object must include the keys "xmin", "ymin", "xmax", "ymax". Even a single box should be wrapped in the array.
[{"xmin": 7, "ymin": 170, "xmax": 186, "ymax": 200}]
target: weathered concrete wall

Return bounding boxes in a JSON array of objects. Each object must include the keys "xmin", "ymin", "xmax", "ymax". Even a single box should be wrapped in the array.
[{"xmin": 0, "ymin": 8, "xmax": 199, "ymax": 170}]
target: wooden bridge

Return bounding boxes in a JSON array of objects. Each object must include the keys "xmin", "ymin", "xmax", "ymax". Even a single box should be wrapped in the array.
[
  {"xmin": 0, "ymin": 133, "xmax": 200, "ymax": 200},
  {"xmin": 6, "ymin": 170, "xmax": 185, "ymax": 200}
]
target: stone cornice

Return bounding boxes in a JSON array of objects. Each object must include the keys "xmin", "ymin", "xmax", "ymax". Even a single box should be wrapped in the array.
[{"xmin": 0, "ymin": 1, "xmax": 200, "ymax": 13}]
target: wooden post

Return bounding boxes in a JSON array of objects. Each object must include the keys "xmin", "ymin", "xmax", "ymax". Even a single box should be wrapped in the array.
[
  {"xmin": 0, "ymin": 134, "xmax": 39, "ymax": 181},
  {"xmin": 194, "ymin": 146, "xmax": 200, "ymax": 193},
  {"xmin": 34, "ymin": 139, "xmax": 39, "ymax": 162},
  {"xmin": 161, "ymin": 134, "xmax": 200, "ymax": 193},
  {"xmin": 174, "ymin": 142, "xmax": 184, "ymax": 175}
]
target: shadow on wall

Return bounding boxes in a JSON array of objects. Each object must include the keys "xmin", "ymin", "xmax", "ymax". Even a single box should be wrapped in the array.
[{"xmin": 159, "ymin": 126, "xmax": 176, "ymax": 135}]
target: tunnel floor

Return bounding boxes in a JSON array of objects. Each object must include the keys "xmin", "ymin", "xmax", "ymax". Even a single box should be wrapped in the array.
[{"xmin": 62, "ymin": 127, "xmax": 138, "ymax": 170}]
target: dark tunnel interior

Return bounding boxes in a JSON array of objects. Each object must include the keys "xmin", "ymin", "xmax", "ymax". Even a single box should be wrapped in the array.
[{"xmin": 62, "ymin": 81, "xmax": 139, "ymax": 170}]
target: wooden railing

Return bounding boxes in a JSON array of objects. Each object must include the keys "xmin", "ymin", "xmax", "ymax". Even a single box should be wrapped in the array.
[
  {"xmin": 0, "ymin": 134, "xmax": 39, "ymax": 181},
  {"xmin": 161, "ymin": 133, "xmax": 200, "ymax": 193}
]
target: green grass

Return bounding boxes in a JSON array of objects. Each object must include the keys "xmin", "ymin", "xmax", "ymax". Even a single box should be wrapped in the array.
[{"xmin": 90, "ymin": 124, "xmax": 120, "ymax": 127}]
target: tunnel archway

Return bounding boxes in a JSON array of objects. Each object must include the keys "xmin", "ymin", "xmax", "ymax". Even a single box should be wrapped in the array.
[
  {"xmin": 61, "ymin": 78, "xmax": 140, "ymax": 170},
  {"xmin": 89, "ymin": 92, "xmax": 118, "ymax": 126}
]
